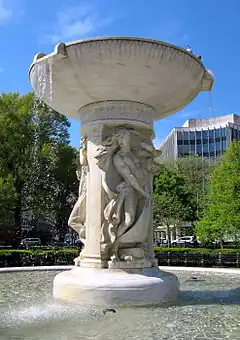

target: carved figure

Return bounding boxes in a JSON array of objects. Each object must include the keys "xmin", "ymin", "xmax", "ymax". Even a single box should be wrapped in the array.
[
  {"xmin": 68, "ymin": 137, "xmax": 88, "ymax": 239},
  {"xmin": 95, "ymin": 128, "xmax": 157, "ymax": 262}
]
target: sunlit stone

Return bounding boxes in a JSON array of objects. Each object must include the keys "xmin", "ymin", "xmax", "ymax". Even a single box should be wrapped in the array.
[{"xmin": 29, "ymin": 37, "xmax": 213, "ymax": 305}]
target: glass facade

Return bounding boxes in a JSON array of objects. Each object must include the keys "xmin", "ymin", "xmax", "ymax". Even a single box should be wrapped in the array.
[
  {"xmin": 176, "ymin": 124, "xmax": 240, "ymax": 159},
  {"xmin": 159, "ymin": 118, "xmax": 240, "ymax": 163}
]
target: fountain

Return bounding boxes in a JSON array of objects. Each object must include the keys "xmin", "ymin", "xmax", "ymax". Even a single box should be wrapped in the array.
[{"xmin": 29, "ymin": 37, "xmax": 214, "ymax": 306}]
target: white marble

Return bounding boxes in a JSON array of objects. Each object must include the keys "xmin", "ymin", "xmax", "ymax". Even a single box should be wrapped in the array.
[
  {"xmin": 53, "ymin": 266, "xmax": 179, "ymax": 306},
  {"xmin": 29, "ymin": 37, "xmax": 214, "ymax": 121},
  {"xmin": 29, "ymin": 36, "xmax": 214, "ymax": 305}
]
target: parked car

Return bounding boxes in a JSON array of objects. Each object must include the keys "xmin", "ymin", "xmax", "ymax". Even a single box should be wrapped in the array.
[
  {"xmin": 19, "ymin": 238, "xmax": 41, "ymax": 248},
  {"xmin": 171, "ymin": 236, "xmax": 200, "ymax": 247},
  {"xmin": 74, "ymin": 239, "xmax": 84, "ymax": 249}
]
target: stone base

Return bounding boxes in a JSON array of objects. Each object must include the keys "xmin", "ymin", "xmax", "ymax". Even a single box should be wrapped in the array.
[
  {"xmin": 108, "ymin": 259, "xmax": 152, "ymax": 269},
  {"xmin": 53, "ymin": 267, "xmax": 180, "ymax": 306}
]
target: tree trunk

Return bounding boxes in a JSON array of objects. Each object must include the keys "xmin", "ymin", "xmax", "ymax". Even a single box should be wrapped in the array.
[
  {"xmin": 13, "ymin": 205, "xmax": 22, "ymax": 248},
  {"xmin": 220, "ymin": 239, "xmax": 224, "ymax": 249},
  {"xmin": 13, "ymin": 180, "xmax": 23, "ymax": 248},
  {"xmin": 166, "ymin": 225, "xmax": 171, "ymax": 247}
]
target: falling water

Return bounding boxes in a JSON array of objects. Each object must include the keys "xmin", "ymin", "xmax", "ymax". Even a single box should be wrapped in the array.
[
  {"xmin": 22, "ymin": 58, "xmax": 56, "ymax": 230},
  {"xmin": 37, "ymin": 58, "xmax": 53, "ymax": 103},
  {"xmin": 208, "ymin": 90, "xmax": 216, "ymax": 116}
]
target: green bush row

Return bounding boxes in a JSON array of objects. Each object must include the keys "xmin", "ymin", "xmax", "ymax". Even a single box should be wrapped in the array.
[
  {"xmin": 154, "ymin": 247, "xmax": 240, "ymax": 254},
  {"xmin": 0, "ymin": 248, "xmax": 79, "ymax": 256},
  {"xmin": 1, "ymin": 248, "xmax": 239, "ymax": 256}
]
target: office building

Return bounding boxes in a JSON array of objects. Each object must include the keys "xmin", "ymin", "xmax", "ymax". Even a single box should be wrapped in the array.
[{"xmin": 159, "ymin": 114, "xmax": 240, "ymax": 162}]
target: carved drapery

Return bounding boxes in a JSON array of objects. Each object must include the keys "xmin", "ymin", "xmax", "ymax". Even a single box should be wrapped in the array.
[
  {"xmin": 95, "ymin": 127, "xmax": 157, "ymax": 264},
  {"xmin": 68, "ymin": 137, "xmax": 88, "ymax": 239}
]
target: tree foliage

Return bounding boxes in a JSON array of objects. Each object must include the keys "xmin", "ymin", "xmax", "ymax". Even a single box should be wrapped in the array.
[
  {"xmin": 196, "ymin": 141, "xmax": 240, "ymax": 246},
  {"xmin": 176, "ymin": 156, "xmax": 214, "ymax": 220},
  {"xmin": 153, "ymin": 166, "xmax": 195, "ymax": 242},
  {"xmin": 0, "ymin": 92, "xmax": 78, "ymax": 243}
]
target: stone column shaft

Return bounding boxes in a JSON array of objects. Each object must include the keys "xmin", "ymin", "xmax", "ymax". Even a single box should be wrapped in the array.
[{"xmin": 79, "ymin": 101, "xmax": 156, "ymax": 269}]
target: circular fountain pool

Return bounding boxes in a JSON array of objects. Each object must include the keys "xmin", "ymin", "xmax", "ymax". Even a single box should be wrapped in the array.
[{"xmin": 0, "ymin": 269, "xmax": 239, "ymax": 340}]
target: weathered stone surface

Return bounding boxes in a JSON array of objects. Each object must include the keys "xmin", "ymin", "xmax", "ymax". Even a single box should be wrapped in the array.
[{"xmin": 30, "ymin": 36, "xmax": 213, "ymax": 305}]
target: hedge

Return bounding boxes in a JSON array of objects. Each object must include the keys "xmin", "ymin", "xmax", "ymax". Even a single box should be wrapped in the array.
[
  {"xmin": 0, "ymin": 249, "xmax": 79, "ymax": 267},
  {"xmin": 0, "ymin": 248, "xmax": 239, "ymax": 268},
  {"xmin": 154, "ymin": 247, "xmax": 240, "ymax": 268},
  {"xmin": 154, "ymin": 247, "xmax": 240, "ymax": 254}
]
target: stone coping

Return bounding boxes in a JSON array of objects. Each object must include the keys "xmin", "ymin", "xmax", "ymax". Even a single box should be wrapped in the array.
[{"xmin": 0, "ymin": 265, "xmax": 239, "ymax": 275}]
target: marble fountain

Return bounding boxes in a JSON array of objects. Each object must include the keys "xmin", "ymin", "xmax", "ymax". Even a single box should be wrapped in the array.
[
  {"xmin": 28, "ymin": 37, "xmax": 214, "ymax": 305},
  {"xmin": 2, "ymin": 37, "xmax": 239, "ymax": 340}
]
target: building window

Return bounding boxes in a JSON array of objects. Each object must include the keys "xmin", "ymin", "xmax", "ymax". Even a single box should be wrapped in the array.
[
  {"xmin": 216, "ymin": 142, "xmax": 221, "ymax": 152},
  {"xmin": 222, "ymin": 127, "xmax": 226, "ymax": 137},
  {"xmin": 196, "ymin": 131, "xmax": 201, "ymax": 139},
  {"xmin": 190, "ymin": 145, "xmax": 195, "ymax": 153},
  {"xmin": 209, "ymin": 130, "xmax": 214, "ymax": 139},
  {"xmin": 177, "ymin": 139, "xmax": 183, "ymax": 145},
  {"xmin": 190, "ymin": 131, "xmax": 195, "ymax": 140},
  {"xmin": 231, "ymin": 128, "xmax": 238, "ymax": 140},
  {"xmin": 215, "ymin": 128, "xmax": 221, "ymax": 138},
  {"xmin": 196, "ymin": 144, "xmax": 202, "ymax": 154},
  {"xmin": 209, "ymin": 142, "xmax": 215, "ymax": 152},
  {"xmin": 177, "ymin": 145, "xmax": 184, "ymax": 153},
  {"xmin": 203, "ymin": 144, "xmax": 208, "ymax": 153},
  {"xmin": 202, "ymin": 130, "xmax": 209, "ymax": 139}
]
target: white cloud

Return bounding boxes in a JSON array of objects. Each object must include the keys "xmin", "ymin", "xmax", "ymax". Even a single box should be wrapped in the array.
[
  {"xmin": 42, "ymin": 3, "xmax": 113, "ymax": 44},
  {"xmin": 0, "ymin": 0, "xmax": 12, "ymax": 24}
]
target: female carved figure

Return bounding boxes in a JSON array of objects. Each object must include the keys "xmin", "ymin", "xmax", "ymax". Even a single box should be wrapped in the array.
[
  {"xmin": 95, "ymin": 128, "xmax": 155, "ymax": 262},
  {"xmin": 68, "ymin": 136, "xmax": 88, "ymax": 239}
]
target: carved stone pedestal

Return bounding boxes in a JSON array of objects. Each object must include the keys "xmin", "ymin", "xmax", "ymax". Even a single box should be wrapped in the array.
[
  {"xmin": 53, "ymin": 100, "xmax": 179, "ymax": 304},
  {"xmin": 30, "ymin": 36, "xmax": 214, "ymax": 306},
  {"xmin": 77, "ymin": 101, "xmax": 158, "ymax": 269},
  {"xmin": 53, "ymin": 266, "xmax": 179, "ymax": 306}
]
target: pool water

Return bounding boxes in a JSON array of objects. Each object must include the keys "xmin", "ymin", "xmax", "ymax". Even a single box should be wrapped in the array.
[{"xmin": 0, "ymin": 270, "xmax": 239, "ymax": 340}]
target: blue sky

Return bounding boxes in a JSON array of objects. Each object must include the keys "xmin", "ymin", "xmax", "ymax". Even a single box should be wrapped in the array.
[{"xmin": 0, "ymin": 0, "xmax": 239, "ymax": 148}]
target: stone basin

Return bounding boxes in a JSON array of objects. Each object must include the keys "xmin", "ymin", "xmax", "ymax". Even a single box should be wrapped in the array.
[{"xmin": 29, "ymin": 37, "xmax": 213, "ymax": 121}]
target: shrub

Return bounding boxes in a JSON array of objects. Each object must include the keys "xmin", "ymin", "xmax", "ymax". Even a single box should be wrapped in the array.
[{"xmin": 0, "ymin": 249, "xmax": 79, "ymax": 267}]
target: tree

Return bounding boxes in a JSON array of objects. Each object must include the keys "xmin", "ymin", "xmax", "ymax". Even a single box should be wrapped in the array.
[
  {"xmin": 153, "ymin": 166, "xmax": 195, "ymax": 245},
  {"xmin": 196, "ymin": 141, "xmax": 240, "ymax": 247},
  {"xmin": 0, "ymin": 92, "xmax": 78, "ymax": 244},
  {"xmin": 176, "ymin": 156, "xmax": 214, "ymax": 220},
  {"xmin": 51, "ymin": 143, "xmax": 79, "ymax": 242},
  {"xmin": 0, "ymin": 173, "xmax": 16, "ymax": 218}
]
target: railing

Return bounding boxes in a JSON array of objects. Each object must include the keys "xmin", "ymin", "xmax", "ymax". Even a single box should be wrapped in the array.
[{"xmin": 155, "ymin": 251, "xmax": 240, "ymax": 268}]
